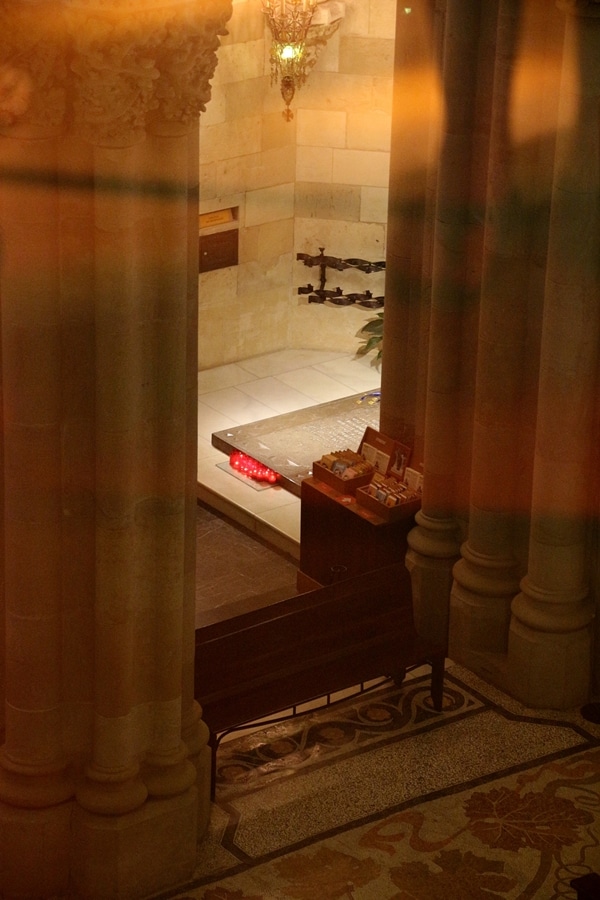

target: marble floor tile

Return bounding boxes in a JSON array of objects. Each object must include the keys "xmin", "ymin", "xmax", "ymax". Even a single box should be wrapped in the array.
[
  {"xmin": 236, "ymin": 349, "xmax": 347, "ymax": 377},
  {"xmin": 276, "ymin": 367, "xmax": 358, "ymax": 403},
  {"xmin": 197, "ymin": 362, "xmax": 256, "ymax": 394},
  {"xmin": 237, "ymin": 376, "xmax": 317, "ymax": 413},
  {"xmin": 199, "ymin": 386, "xmax": 279, "ymax": 425}
]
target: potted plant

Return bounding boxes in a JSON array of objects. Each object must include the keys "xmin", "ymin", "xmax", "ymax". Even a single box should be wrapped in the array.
[{"xmin": 356, "ymin": 311, "xmax": 383, "ymax": 361}]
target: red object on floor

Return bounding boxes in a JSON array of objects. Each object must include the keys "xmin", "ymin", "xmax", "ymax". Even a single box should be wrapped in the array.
[{"xmin": 229, "ymin": 450, "xmax": 280, "ymax": 484}]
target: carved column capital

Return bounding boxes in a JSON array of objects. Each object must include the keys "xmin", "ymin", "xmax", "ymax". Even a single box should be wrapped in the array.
[
  {"xmin": 65, "ymin": 0, "xmax": 232, "ymax": 144},
  {"xmin": 0, "ymin": 0, "xmax": 232, "ymax": 143},
  {"xmin": 0, "ymin": 0, "xmax": 67, "ymax": 132}
]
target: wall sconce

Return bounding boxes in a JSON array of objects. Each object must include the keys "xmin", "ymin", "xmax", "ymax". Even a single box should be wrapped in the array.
[{"xmin": 261, "ymin": 0, "xmax": 344, "ymax": 120}]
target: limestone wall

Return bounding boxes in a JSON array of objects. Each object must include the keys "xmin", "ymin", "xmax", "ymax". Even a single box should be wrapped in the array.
[{"xmin": 198, "ymin": 0, "xmax": 397, "ymax": 368}]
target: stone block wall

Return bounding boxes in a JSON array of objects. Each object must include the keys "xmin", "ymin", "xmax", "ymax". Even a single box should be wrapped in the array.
[{"xmin": 198, "ymin": 0, "xmax": 397, "ymax": 369}]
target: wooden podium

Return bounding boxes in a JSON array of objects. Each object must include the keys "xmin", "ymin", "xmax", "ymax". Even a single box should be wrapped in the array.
[{"xmin": 298, "ymin": 476, "xmax": 416, "ymax": 587}]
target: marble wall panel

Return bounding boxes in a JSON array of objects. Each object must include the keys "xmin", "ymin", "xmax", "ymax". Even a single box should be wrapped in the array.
[
  {"xmin": 360, "ymin": 186, "xmax": 389, "ymax": 223},
  {"xmin": 237, "ymin": 251, "xmax": 293, "ymax": 294},
  {"xmin": 245, "ymin": 147, "xmax": 296, "ymax": 191},
  {"xmin": 213, "ymin": 39, "xmax": 265, "ymax": 85},
  {"xmin": 200, "ymin": 117, "xmax": 262, "ymax": 164},
  {"xmin": 347, "ymin": 110, "xmax": 392, "ymax": 151},
  {"xmin": 198, "ymin": 266, "xmax": 238, "ymax": 312},
  {"xmin": 372, "ymin": 75, "xmax": 394, "ymax": 113},
  {"xmin": 240, "ymin": 219, "xmax": 295, "ymax": 263},
  {"xmin": 261, "ymin": 111, "xmax": 298, "ymax": 150},
  {"xmin": 338, "ymin": 36, "xmax": 395, "ymax": 77},
  {"xmin": 296, "ymin": 108, "xmax": 346, "ymax": 147},
  {"xmin": 289, "ymin": 297, "xmax": 374, "ymax": 353},
  {"xmin": 295, "ymin": 217, "xmax": 386, "ymax": 261},
  {"xmin": 221, "ymin": 0, "xmax": 265, "ymax": 44},
  {"xmin": 296, "ymin": 146, "xmax": 334, "ymax": 182},
  {"xmin": 369, "ymin": 0, "xmax": 398, "ymax": 38},
  {"xmin": 295, "ymin": 182, "xmax": 361, "ymax": 221},
  {"xmin": 333, "ymin": 148, "xmax": 390, "ymax": 186},
  {"xmin": 199, "ymin": 84, "xmax": 226, "ymax": 127},
  {"xmin": 198, "ymin": 0, "xmax": 394, "ymax": 364},
  {"xmin": 297, "ymin": 72, "xmax": 381, "ymax": 113},
  {"xmin": 237, "ymin": 287, "xmax": 290, "ymax": 353},
  {"xmin": 223, "ymin": 77, "xmax": 268, "ymax": 120},
  {"xmin": 245, "ymin": 183, "xmax": 295, "ymax": 227},
  {"xmin": 343, "ymin": 0, "xmax": 369, "ymax": 35},
  {"xmin": 310, "ymin": 29, "xmax": 342, "ymax": 74}
]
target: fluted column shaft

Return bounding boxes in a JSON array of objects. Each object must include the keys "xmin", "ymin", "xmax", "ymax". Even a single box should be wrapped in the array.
[
  {"xmin": 380, "ymin": 0, "xmax": 440, "ymax": 454},
  {"xmin": 140, "ymin": 128, "xmax": 198, "ymax": 802},
  {"xmin": 0, "ymin": 0, "xmax": 232, "ymax": 896},
  {"xmin": 180, "ymin": 124, "xmax": 212, "ymax": 833},
  {"xmin": 0, "ymin": 126, "xmax": 74, "ymax": 809},
  {"xmin": 509, "ymin": 2, "xmax": 600, "ymax": 708},
  {"xmin": 450, "ymin": 0, "xmax": 531, "ymax": 661},
  {"xmin": 405, "ymin": 0, "xmax": 489, "ymax": 646},
  {"xmin": 75, "ymin": 142, "xmax": 152, "ymax": 816}
]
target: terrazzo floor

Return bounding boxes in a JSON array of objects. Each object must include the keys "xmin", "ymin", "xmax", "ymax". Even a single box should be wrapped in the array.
[
  {"xmin": 190, "ymin": 350, "xmax": 600, "ymax": 899},
  {"xmin": 156, "ymin": 662, "xmax": 600, "ymax": 900}
]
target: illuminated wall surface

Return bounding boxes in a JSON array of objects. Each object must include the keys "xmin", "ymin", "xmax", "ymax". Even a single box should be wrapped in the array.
[
  {"xmin": 198, "ymin": 0, "xmax": 397, "ymax": 367},
  {"xmin": 0, "ymin": 1, "xmax": 600, "ymax": 898}
]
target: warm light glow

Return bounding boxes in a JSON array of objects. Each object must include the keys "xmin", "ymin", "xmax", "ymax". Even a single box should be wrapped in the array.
[
  {"xmin": 510, "ymin": 55, "xmax": 576, "ymax": 146},
  {"xmin": 261, "ymin": 0, "xmax": 336, "ymax": 119},
  {"xmin": 229, "ymin": 451, "xmax": 280, "ymax": 484},
  {"xmin": 279, "ymin": 43, "xmax": 300, "ymax": 61}
]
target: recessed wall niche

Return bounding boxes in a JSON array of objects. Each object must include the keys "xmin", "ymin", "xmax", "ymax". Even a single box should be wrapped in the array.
[{"xmin": 199, "ymin": 207, "xmax": 239, "ymax": 273}]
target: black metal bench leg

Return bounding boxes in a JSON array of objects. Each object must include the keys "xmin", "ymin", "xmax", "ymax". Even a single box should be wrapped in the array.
[
  {"xmin": 429, "ymin": 652, "xmax": 445, "ymax": 711},
  {"xmin": 209, "ymin": 732, "xmax": 217, "ymax": 801}
]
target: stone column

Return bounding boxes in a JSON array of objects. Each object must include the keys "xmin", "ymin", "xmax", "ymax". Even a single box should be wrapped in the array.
[
  {"xmin": 380, "ymin": 0, "xmax": 441, "ymax": 455},
  {"xmin": 450, "ymin": 0, "xmax": 532, "ymax": 671},
  {"xmin": 0, "ymin": 7, "xmax": 75, "ymax": 896},
  {"xmin": 0, "ymin": 1, "xmax": 232, "ymax": 897},
  {"xmin": 508, "ymin": 0, "xmax": 600, "ymax": 708},
  {"xmin": 180, "ymin": 122, "xmax": 213, "ymax": 835},
  {"xmin": 405, "ymin": 1, "xmax": 490, "ymax": 647}
]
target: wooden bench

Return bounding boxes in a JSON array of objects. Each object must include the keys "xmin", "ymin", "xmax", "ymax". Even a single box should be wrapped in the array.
[{"xmin": 194, "ymin": 562, "xmax": 445, "ymax": 791}]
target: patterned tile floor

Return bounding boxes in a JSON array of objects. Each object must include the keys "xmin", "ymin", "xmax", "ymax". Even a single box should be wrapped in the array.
[
  {"xmin": 190, "ymin": 352, "xmax": 600, "ymax": 898},
  {"xmin": 156, "ymin": 663, "xmax": 600, "ymax": 900}
]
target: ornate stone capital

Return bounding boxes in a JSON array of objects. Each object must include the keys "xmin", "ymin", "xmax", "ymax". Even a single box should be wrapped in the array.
[
  {"xmin": 0, "ymin": 0, "xmax": 67, "ymax": 131},
  {"xmin": 0, "ymin": 0, "xmax": 233, "ymax": 143}
]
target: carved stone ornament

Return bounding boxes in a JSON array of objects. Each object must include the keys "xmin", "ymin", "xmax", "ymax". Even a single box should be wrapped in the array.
[
  {"xmin": 0, "ymin": 1, "xmax": 68, "ymax": 130},
  {"xmin": 0, "ymin": 0, "xmax": 233, "ymax": 143}
]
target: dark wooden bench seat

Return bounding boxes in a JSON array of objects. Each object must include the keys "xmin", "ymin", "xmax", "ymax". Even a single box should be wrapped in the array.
[{"xmin": 194, "ymin": 562, "xmax": 445, "ymax": 790}]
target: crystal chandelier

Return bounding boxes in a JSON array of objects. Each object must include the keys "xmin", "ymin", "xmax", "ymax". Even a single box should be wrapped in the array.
[{"xmin": 261, "ymin": 0, "xmax": 318, "ymax": 121}]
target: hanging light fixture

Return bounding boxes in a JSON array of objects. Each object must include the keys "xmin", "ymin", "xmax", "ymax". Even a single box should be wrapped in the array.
[
  {"xmin": 261, "ymin": 0, "xmax": 344, "ymax": 121},
  {"xmin": 261, "ymin": 0, "xmax": 317, "ymax": 120}
]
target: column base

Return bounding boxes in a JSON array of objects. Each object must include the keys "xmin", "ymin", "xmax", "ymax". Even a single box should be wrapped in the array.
[
  {"xmin": 182, "ymin": 700, "xmax": 212, "ymax": 837},
  {"xmin": 0, "ymin": 800, "xmax": 72, "ymax": 899},
  {"xmin": 508, "ymin": 617, "xmax": 592, "ymax": 709},
  {"xmin": 71, "ymin": 788, "xmax": 198, "ymax": 900},
  {"xmin": 405, "ymin": 548, "xmax": 455, "ymax": 649},
  {"xmin": 449, "ymin": 560, "xmax": 517, "ymax": 659}
]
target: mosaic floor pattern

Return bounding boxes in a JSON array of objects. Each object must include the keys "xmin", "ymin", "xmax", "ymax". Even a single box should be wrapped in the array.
[{"xmin": 154, "ymin": 664, "xmax": 600, "ymax": 900}]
